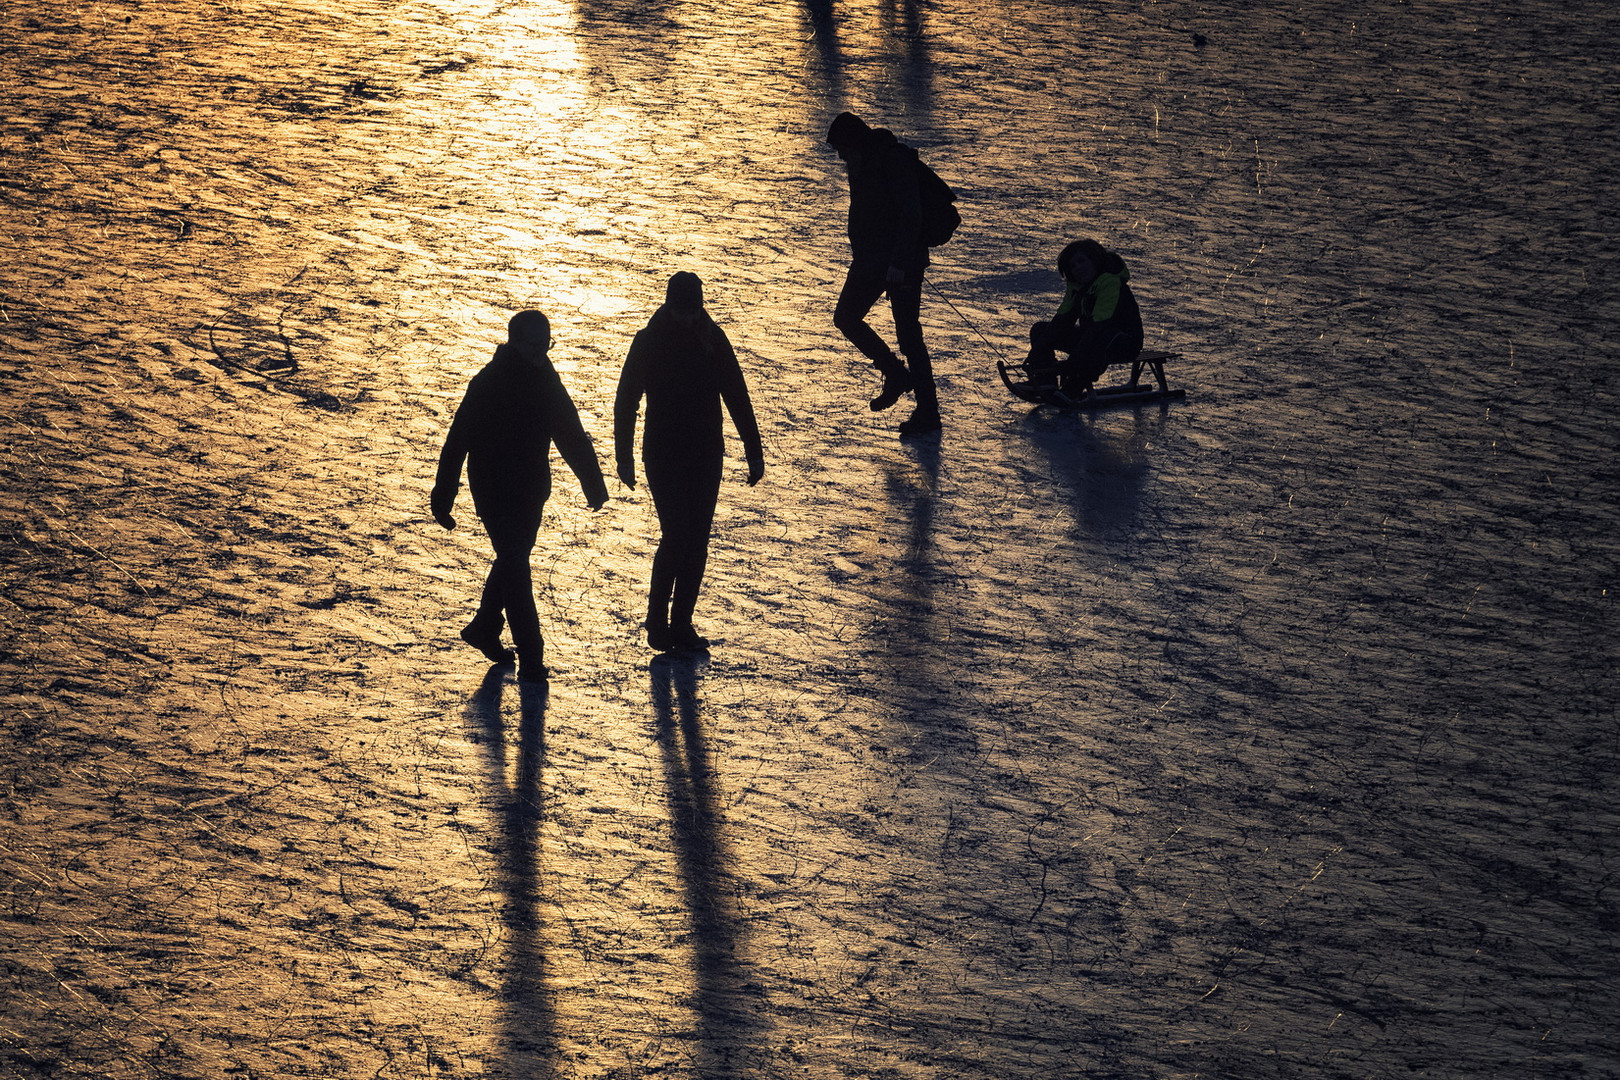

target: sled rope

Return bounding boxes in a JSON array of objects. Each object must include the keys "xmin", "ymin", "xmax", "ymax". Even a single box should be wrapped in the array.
[{"xmin": 927, "ymin": 277, "xmax": 1013, "ymax": 364}]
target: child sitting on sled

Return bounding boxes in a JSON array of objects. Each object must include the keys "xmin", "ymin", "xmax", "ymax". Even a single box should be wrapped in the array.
[{"xmin": 1022, "ymin": 238, "xmax": 1144, "ymax": 402}]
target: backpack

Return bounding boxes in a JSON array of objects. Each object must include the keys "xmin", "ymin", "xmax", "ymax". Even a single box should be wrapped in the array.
[{"xmin": 901, "ymin": 143, "xmax": 961, "ymax": 247}]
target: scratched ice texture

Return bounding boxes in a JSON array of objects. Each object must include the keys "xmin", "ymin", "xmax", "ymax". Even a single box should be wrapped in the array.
[{"xmin": 1, "ymin": 0, "xmax": 1616, "ymax": 1077}]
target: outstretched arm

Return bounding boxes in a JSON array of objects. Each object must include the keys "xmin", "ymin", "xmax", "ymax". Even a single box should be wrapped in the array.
[
  {"xmin": 545, "ymin": 371, "xmax": 609, "ymax": 510},
  {"xmin": 613, "ymin": 334, "xmax": 649, "ymax": 489},
  {"xmin": 713, "ymin": 328, "xmax": 764, "ymax": 486}
]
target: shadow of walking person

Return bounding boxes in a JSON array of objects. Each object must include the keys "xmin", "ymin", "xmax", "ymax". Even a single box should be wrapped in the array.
[
  {"xmin": 801, "ymin": 0, "xmax": 936, "ymax": 127},
  {"xmin": 876, "ymin": 440, "xmax": 978, "ymax": 759},
  {"xmin": 463, "ymin": 668, "xmax": 559, "ymax": 1073},
  {"xmin": 649, "ymin": 658, "xmax": 765, "ymax": 1077},
  {"xmin": 879, "ymin": 0, "xmax": 936, "ymax": 129},
  {"xmin": 888, "ymin": 436, "xmax": 939, "ymax": 581},
  {"xmin": 800, "ymin": 0, "xmax": 847, "ymax": 102}
]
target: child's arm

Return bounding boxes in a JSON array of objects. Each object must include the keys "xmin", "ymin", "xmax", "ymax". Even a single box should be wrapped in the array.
[{"xmin": 1051, "ymin": 283, "xmax": 1080, "ymax": 327}]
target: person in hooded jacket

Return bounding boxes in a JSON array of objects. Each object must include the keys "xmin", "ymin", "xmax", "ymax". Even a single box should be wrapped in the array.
[
  {"xmin": 825, "ymin": 111, "xmax": 942, "ymax": 437},
  {"xmin": 615, "ymin": 272, "xmax": 764, "ymax": 653},
  {"xmin": 432, "ymin": 309, "xmax": 609, "ymax": 682},
  {"xmin": 1027, "ymin": 238, "xmax": 1144, "ymax": 399}
]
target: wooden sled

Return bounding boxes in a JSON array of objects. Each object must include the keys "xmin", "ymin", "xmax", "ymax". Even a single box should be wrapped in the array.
[{"xmin": 998, "ymin": 350, "xmax": 1187, "ymax": 409}]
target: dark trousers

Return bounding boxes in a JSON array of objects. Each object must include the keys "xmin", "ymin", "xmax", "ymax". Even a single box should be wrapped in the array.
[
  {"xmin": 834, "ymin": 269, "xmax": 937, "ymax": 412},
  {"xmin": 470, "ymin": 515, "xmax": 543, "ymax": 666},
  {"xmin": 645, "ymin": 455, "xmax": 722, "ymax": 630},
  {"xmin": 1028, "ymin": 322, "xmax": 1141, "ymax": 389}
]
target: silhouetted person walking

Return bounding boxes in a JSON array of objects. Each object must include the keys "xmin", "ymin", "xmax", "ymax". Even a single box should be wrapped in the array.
[
  {"xmin": 433, "ymin": 310, "xmax": 609, "ymax": 682},
  {"xmin": 615, "ymin": 273, "xmax": 763, "ymax": 653},
  {"xmin": 827, "ymin": 111, "xmax": 942, "ymax": 437}
]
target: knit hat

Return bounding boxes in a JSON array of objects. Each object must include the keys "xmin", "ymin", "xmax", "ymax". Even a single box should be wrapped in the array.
[
  {"xmin": 826, "ymin": 111, "xmax": 872, "ymax": 148},
  {"xmin": 665, "ymin": 271, "xmax": 704, "ymax": 310}
]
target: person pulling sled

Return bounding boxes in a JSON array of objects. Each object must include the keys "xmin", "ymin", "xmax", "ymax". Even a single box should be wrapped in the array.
[{"xmin": 825, "ymin": 111, "xmax": 960, "ymax": 437}]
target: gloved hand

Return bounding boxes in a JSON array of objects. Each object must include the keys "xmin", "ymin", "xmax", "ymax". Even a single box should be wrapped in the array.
[{"xmin": 431, "ymin": 486, "xmax": 457, "ymax": 530}]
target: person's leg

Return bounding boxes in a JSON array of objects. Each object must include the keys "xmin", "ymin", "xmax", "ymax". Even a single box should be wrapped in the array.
[
  {"xmin": 645, "ymin": 535, "xmax": 677, "ymax": 650},
  {"xmin": 833, "ymin": 269, "xmax": 900, "ymax": 368},
  {"xmin": 649, "ymin": 459, "xmax": 720, "ymax": 649},
  {"xmin": 485, "ymin": 516, "xmax": 544, "ymax": 678},
  {"xmin": 461, "ymin": 566, "xmax": 513, "ymax": 663},
  {"xmin": 667, "ymin": 471, "xmax": 720, "ymax": 642},
  {"xmin": 887, "ymin": 280, "xmax": 940, "ymax": 433},
  {"xmin": 1027, "ymin": 321, "xmax": 1059, "ymax": 367},
  {"xmin": 835, "ymin": 268, "xmax": 914, "ymax": 409},
  {"xmin": 1060, "ymin": 330, "xmax": 1140, "ymax": 395},
  {"xmin": 888, "ymin": 280, "xmax": 935, "ymax": 411}
]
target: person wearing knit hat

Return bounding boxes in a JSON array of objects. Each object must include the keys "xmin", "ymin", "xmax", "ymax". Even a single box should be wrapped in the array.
[
  {"xmin": 432, "ymin": 309, "xmax": 610, "ymax": 682},
  {"xmin": 825, "ymin": 111, "xmax": 943, "ymax": 437},
  {"xmin": 615, "ymin": 272, "xmax": 764, "ymax": 652}
]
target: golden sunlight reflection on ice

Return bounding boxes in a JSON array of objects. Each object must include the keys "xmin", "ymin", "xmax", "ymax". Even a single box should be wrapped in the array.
[{"xmin": 9, "ymin": 0, "xmax": 1615, "ymax": 1075}]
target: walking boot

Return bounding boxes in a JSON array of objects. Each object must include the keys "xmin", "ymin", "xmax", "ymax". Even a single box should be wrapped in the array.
[
  {"xmin": 517, "ymin": 652, "xmax": 549, "ymax": 683},
  {"xmin": 646, "ymin": 621, "xmax": 676, "ymax": 652},
  {"xmin": 898, "ymin": 405, "xmax": 942, "ymax": 437},
  {"xmin": 671, "ymin": 623, "xmax": 710, "ymax": 651},
  {"xmin": 869, "ymin": 366, "xmax": 914, "ymax": 411},
  {"xmin": 461, "ymin": 623, "xmax": 515, "ymax": 665}
]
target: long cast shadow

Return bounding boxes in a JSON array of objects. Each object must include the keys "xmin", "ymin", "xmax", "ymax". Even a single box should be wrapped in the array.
[
  {"xmin": 649, "ymin": 656, "xmax": 763, "ymax": 1077},
  {"xmin": 870, "ymin": 440, "xmax": 980, "ymax": 760},
  {"xmin": 1019, "ymin": 408, "xmax": 1157, "ymax": 546},
  {"xmin": 882, "ymin": 436, "xmax": 941, "ymax": 689},
  {"xmin": 879, "ymin": 0, "xmax": 936, "ymax": 129},
  {"xmin": 801, "ymin": 0, "xmax": 936, "ymax": 125},
  {"xmin": 464, "ymin": 668, "xmax": 558, "ymax": 1073},
  {"xmin": 800, "ymin": 0, "xmax": 848, "ymax": 105},
  {"xmin": 572, "ymin": 0, "xmax": 681, "ymax": 89}
]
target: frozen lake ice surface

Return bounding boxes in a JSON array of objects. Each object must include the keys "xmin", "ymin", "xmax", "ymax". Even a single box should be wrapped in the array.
[{"xmin": 2, "ymin": 0, "xmax": 1616, "ymax": 1077}]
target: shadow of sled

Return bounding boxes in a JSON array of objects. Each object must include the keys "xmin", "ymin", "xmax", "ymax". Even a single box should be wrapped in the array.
[{"xmin": 998, "ymin": 349, "xmax": 1188, "ymax": 409}]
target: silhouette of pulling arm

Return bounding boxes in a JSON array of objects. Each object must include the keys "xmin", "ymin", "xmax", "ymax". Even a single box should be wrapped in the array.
[
  {"xmin": 432, "ymin": 310, "xmax": 608, "ymax": 682},
  {"xmin": 615, "ymin": 272, "xmax": 762, "ymax": 653}
]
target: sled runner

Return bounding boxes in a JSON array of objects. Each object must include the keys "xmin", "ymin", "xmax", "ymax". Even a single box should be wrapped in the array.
[{"xmin": 997, "ymin": 349, "xmax": 1187, "ymax": 409}]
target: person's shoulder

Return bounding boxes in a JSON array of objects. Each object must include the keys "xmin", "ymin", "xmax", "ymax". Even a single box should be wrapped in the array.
[
  {"xmin": 463, "ymin": 358, "xmax": 499, "ymax": 394},
  {"xmin": 624, "ymin": 325, "xmax": 658, "ymax": 361},
  {"xmin": 876, "ymin": 132, "xmax": 914, "ymax": 166},
  {"xmin": 471, "ymin": 345, "xmax": 514, "ymax": 377}
]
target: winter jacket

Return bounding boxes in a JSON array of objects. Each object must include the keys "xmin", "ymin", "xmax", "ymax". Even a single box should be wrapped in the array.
[
  {"xmin": 843, "ymin": 127, "xmax": 931, "ymax": 280},
  {"xmin": 614, "ymin": 307, "xmax": 763, "ymax": 481},
  {"xmin": 433, "ymin": 344, "xmax": 608, "ymax": 526},
  {"xmin": 1052, "ymin": 249, "xmax": 1143, "ymax": 349}
]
